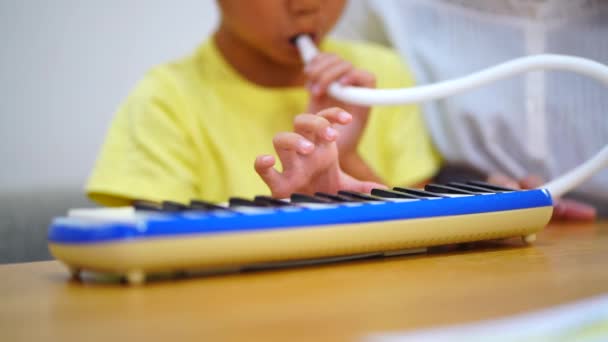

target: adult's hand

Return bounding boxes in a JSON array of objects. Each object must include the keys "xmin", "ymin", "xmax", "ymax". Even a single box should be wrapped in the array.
[{"xmin": 487, "ymin": 173, "xmax": 597, "ymax": 221}]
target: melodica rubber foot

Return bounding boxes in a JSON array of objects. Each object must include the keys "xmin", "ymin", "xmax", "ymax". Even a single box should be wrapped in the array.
[
  {"xmin": 523, "ymin": 234, "xmax": 537, "ymax": 244},
  {"xmin": 125, "ymin": 270, "xmax": 146, "ymax": 285}
]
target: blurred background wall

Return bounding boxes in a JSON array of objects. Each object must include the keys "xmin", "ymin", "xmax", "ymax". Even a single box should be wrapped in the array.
[
  {"xmin": 0, "ymin": 0, "xmax": 219, "ymax": 191},
  {"xmin": 0, "ymin": 0, "xmax": 219, "ymax": 262}
]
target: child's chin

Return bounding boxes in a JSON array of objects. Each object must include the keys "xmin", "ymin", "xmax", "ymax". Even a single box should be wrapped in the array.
[
  {"xmin": 271, "ymin": 48, "xmax": 306, "ymax": 67},
  {"xmin": 278, "ymin": 55, "xmax": 305, "ymax": 67}
]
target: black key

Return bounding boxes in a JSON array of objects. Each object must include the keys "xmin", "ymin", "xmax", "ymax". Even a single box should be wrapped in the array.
[
  {"xmin": 393, "ymin": 187, "xmax": 447, "ymax": 198},
  {"xmin": 291, "ymin": 193, "xmax": 334, "ymax": 204},
  {"xmin": 338, "ymin": 190, "xmax": 384, "ymax": 201},
  {"xmin": 447, "ymin": 182, "xmax": 495, "ymax": 193},
  {"xmin": 229, "ymin": 197, "xmax": 271, "ymax": 207},
  {"xmin": 424, "ymin": 184, "xmax": 477, "ymax": 195},
  {"xmin": 161, "ymin": 201, "xmax": 189, "ymax": 212},
  {"xmin": 466, "ymin": 180, "xmax": 517, "ymax": 192},
  {"xmin": 254, "ymin": 196, "xmax": 294, "ymax": 207},
  {"xmin": 315, "ymin": 192, "xmax": 362, "ymax": 202},
  {"xmin": 371, "ymin": 188, "xmax": 422, "ymax": 199},
  {"xmin": 133, "ymin": 200, "xmax": 161, "ymax": 212},
  {"xmin": 190, "ymin": 200, "xmax": 232, "ymax": 212}
]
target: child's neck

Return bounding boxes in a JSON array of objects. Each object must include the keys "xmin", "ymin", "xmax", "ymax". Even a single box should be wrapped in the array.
[{"xmin": 214, "ymin": 27, "xmax": 306, "ymax": 88}]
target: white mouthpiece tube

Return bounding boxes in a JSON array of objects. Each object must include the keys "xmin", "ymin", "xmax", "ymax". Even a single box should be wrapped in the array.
[{"xmin": 295, "ymin": 35, "xmax": 607, "ymax": 198}]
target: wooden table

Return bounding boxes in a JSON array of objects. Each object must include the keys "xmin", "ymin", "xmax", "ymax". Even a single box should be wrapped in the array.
[{"xmin": 1, "ymin": 221, "xmax": 607, "ymax": 341}]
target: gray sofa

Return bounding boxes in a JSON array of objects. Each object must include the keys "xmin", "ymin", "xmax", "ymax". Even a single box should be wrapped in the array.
[{"xmin": 0, "ymin": 186, "xmax": 94, "ymax": 264}]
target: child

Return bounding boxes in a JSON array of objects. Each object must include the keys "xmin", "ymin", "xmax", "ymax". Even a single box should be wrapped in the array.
[{"xmin": 86, "ymin": 0, "xmax": 440, "ymax": 206}]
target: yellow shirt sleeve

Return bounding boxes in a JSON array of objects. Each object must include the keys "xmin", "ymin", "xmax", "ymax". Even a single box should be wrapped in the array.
[{"xmin": 87, "ymin": 67, "xmax": 201, "ymax": 206}]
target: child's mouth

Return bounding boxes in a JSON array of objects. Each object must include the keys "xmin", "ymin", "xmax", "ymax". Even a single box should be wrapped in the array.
[{"xmin": 289, "ymin": 33, "xmax": 317, "ymax": 46}]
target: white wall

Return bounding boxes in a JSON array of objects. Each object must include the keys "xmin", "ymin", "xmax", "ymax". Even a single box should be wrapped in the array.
[{"xmin": 0, "ymin": 0, "xmax": 219, "ymax": 190}]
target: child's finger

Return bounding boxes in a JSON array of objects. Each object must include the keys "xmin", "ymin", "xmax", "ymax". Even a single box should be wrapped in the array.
[
  {"xmin": 273, "ymin": 132, "xmax": 315, "ymax": 154},
  {"xmin": 315, "ymin": 107, "xmax": 352, "ymax": 126},
  {"xmin": 314, "ymin": 60, "xmax": 353, "ymax": 97},
  {"xmin": 339, "ymin": 69, "xmax": 376, "ymax": 88},
  {"xmin": 273, "ymin": 132, "xmax": 313, "ymax": 174},
  {"xmin": 357, "ymin": 181, "xmax": 388, "ymax": 194},
  {"xmin": 294, "ymin": 113, "xmax": 338, "ymax": 143},
  {"xmin": 305, "ymin": 53, "xmax": 340, "ymax": 78},
  {"xmin": 340, "ymin": 172, "xmax": 388, "ymax": 195},
  {"xmin": 306, "ymin": 54, "xmax": 343, "ymax": 96},
  {"xmin": 254, "ymin": 155, "xmax": 282, "ymax": 193}
]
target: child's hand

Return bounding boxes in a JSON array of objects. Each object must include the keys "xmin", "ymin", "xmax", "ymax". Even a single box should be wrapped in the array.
[
  {"xmin": 487, "ymin": 173, "xmax": 597, "ymax": 221},
  {"xmin": 255, "ymin": 107, "xmax": 385, "ymax": 199},
  {"xmin": 305, "ymin": 53, "xmax": 375, "ymax": 160}
]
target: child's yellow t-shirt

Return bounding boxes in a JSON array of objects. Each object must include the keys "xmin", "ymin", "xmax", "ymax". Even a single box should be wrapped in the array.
[{"xmin": 86, "ymin": 38, "xmax": 441, "ymax": 206}]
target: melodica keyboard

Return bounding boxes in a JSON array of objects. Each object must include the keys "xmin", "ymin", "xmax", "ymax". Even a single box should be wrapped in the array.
[{"xmin": 48, "ymin": 181, "xmax": 553, "ymax": 284}]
